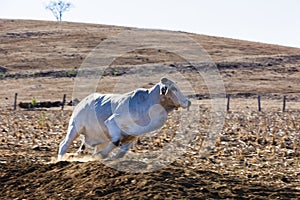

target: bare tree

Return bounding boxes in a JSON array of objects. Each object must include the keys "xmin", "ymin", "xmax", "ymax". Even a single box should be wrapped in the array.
[{"xmin": 46, "ymin": 1, "xmax": 73, "ymax": 22}]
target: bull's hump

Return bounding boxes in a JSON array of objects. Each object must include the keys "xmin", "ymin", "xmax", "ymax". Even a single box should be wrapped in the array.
[
  {"xmin": 131, "ymin": 85, "xmax": 160, "ymax": 104},
  {"xmin": 132, "ymin": 89, "xmax": 149, "ymax": 102}
]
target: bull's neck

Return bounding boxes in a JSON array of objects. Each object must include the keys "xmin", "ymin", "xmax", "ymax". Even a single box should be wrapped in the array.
[
  {"xmin": 149, "ymin": 83, "xmax": 175, "ymax": 113},
  {"xmin": 160, "ymin": 96, "xmax": 176, "ymax": 113}
]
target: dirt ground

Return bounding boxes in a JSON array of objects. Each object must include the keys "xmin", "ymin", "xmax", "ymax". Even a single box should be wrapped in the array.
[{"xmin": 1, "ymin": 19, "xmax": 300, "ymax": 199}]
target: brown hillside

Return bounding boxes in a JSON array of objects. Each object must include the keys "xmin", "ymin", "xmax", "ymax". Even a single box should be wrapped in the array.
[{"xmin": 1, "ymin": 19, "xmax": 300, "ymax": 72}]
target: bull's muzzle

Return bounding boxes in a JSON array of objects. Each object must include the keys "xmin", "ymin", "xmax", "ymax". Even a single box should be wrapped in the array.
[
  {"xmin": 181, "ymin": 100, "xmax": 191, "ymax": 110},
  {"xmin": 187, "ymin": 100, "xmax": 191, "ymax": 111}
]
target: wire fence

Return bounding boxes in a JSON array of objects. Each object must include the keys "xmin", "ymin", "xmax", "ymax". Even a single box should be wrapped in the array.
[{"xmin": 12, "ymin": 93, "xmax": 300, "ymax": 112}]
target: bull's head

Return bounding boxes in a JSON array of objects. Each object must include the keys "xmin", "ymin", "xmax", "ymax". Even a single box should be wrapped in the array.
[{"xmin": 160, "ymin": 77, "xmax": 191, "ymax": 112}]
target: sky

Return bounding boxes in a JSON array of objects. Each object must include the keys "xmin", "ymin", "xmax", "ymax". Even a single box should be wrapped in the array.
[{"xmin": 0, "ymin": 0, "xmax": 300, "ymax": 48}]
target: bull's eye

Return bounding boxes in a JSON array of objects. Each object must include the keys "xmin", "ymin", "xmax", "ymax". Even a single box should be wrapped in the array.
[{"xmin": 161, "ymin": 86, "xmax": 168, "ymax": 95}]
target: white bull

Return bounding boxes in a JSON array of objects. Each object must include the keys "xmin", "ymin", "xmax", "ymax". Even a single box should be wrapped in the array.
[{"xmin": 58, "ymin": 77, "xmax": 191, "ymax": 161}]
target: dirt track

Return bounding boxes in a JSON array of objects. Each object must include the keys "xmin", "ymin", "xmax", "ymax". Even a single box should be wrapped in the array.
[
  {"xmin": 1, "ymin": 110, "xmax": 300, "ymax": 199},
  {"xmin": 2, "ymin": 159, "xmax": 299, "ymax": 199}
]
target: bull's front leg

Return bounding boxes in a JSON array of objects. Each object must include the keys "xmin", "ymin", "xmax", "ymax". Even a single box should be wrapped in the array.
[
  {"xmin": 75, "ymin": 135, "xmax": 86, "ymax": 155},
  {"xmin": 108, "ymin": 135, "xmax": 136, "ymax": 160},
  {"xmin": 96, "ymin": 140, "xmax": 120, "ymax": 159},
  {"xmin": 110, "ymin": 141, "xmax": 133, "ymax": 160},
  {"xmin": 94, "ymin": 115, "xmax": 121, "ymax": 159}
]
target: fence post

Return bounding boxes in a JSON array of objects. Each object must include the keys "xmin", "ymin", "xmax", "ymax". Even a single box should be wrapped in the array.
[
  {"xmin": 283, "ymin": 96, "xmax": 286, "ymax": 112},
  {"xmin": 258, "ymin": 95, "xmax": 261, "ymax": 112},
  {"xmin": 226, "ymin": 94, "xmax": 231, "ymax": 111},
  {"xmin": 61, "ymin": 94, "xmax": 66, "ymax": 110},
  {"xmin": 14, "ymin": 93, "xmax": 18, "ymax": 110}
]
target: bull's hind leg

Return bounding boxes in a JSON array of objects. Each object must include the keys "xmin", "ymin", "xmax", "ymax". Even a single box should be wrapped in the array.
[
  {"xmin": 58, "ymin": 122, "xmax": 79, "ymax": 161},
  {"xmin": 75, "ymin": 135, "xmax": 86, "ymax": 155}
]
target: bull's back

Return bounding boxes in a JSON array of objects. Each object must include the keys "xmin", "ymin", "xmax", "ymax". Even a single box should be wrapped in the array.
[
  {"xmin": 73, "ymin": 93, "xmax": 115, "ymax": 116},
  {"xmin": 70, "ymin": 93, "xmax": 116, "ymax": 139}
]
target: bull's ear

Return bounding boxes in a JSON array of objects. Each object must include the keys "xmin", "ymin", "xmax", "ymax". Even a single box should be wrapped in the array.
[
  {"xmin": 161, "ymin": 86, "xmax": 168, "ymax": 95},
  {"xmin": 161, "ymin": 77, "xmax": 174, "ymax": 87},
  {"xmin": 161, "ymin": 77, "xmax": 169, "ymax": 84}
]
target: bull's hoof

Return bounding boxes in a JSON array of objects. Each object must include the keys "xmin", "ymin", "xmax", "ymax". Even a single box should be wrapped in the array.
[
  {"xmin": 106, "ymin": 151, "xmax": 126, "ymax": 161},
  {"xmin": 75, "ymin": 150, "xmax": 84, "ymax": 156},
  {"xmin": 103, "ymin": 157, "xmax": 115, "ymax": 162},
  {"xmin": 93, "ymin": 152, "xmax": 108, "ymax": 160},
  {"xmin": 101, "ymin": 154, "xmax": 109, "ymax": 159},
  {"xmin": 57, "ymin": 155, "xmax": 63, "ymax": 161}
]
